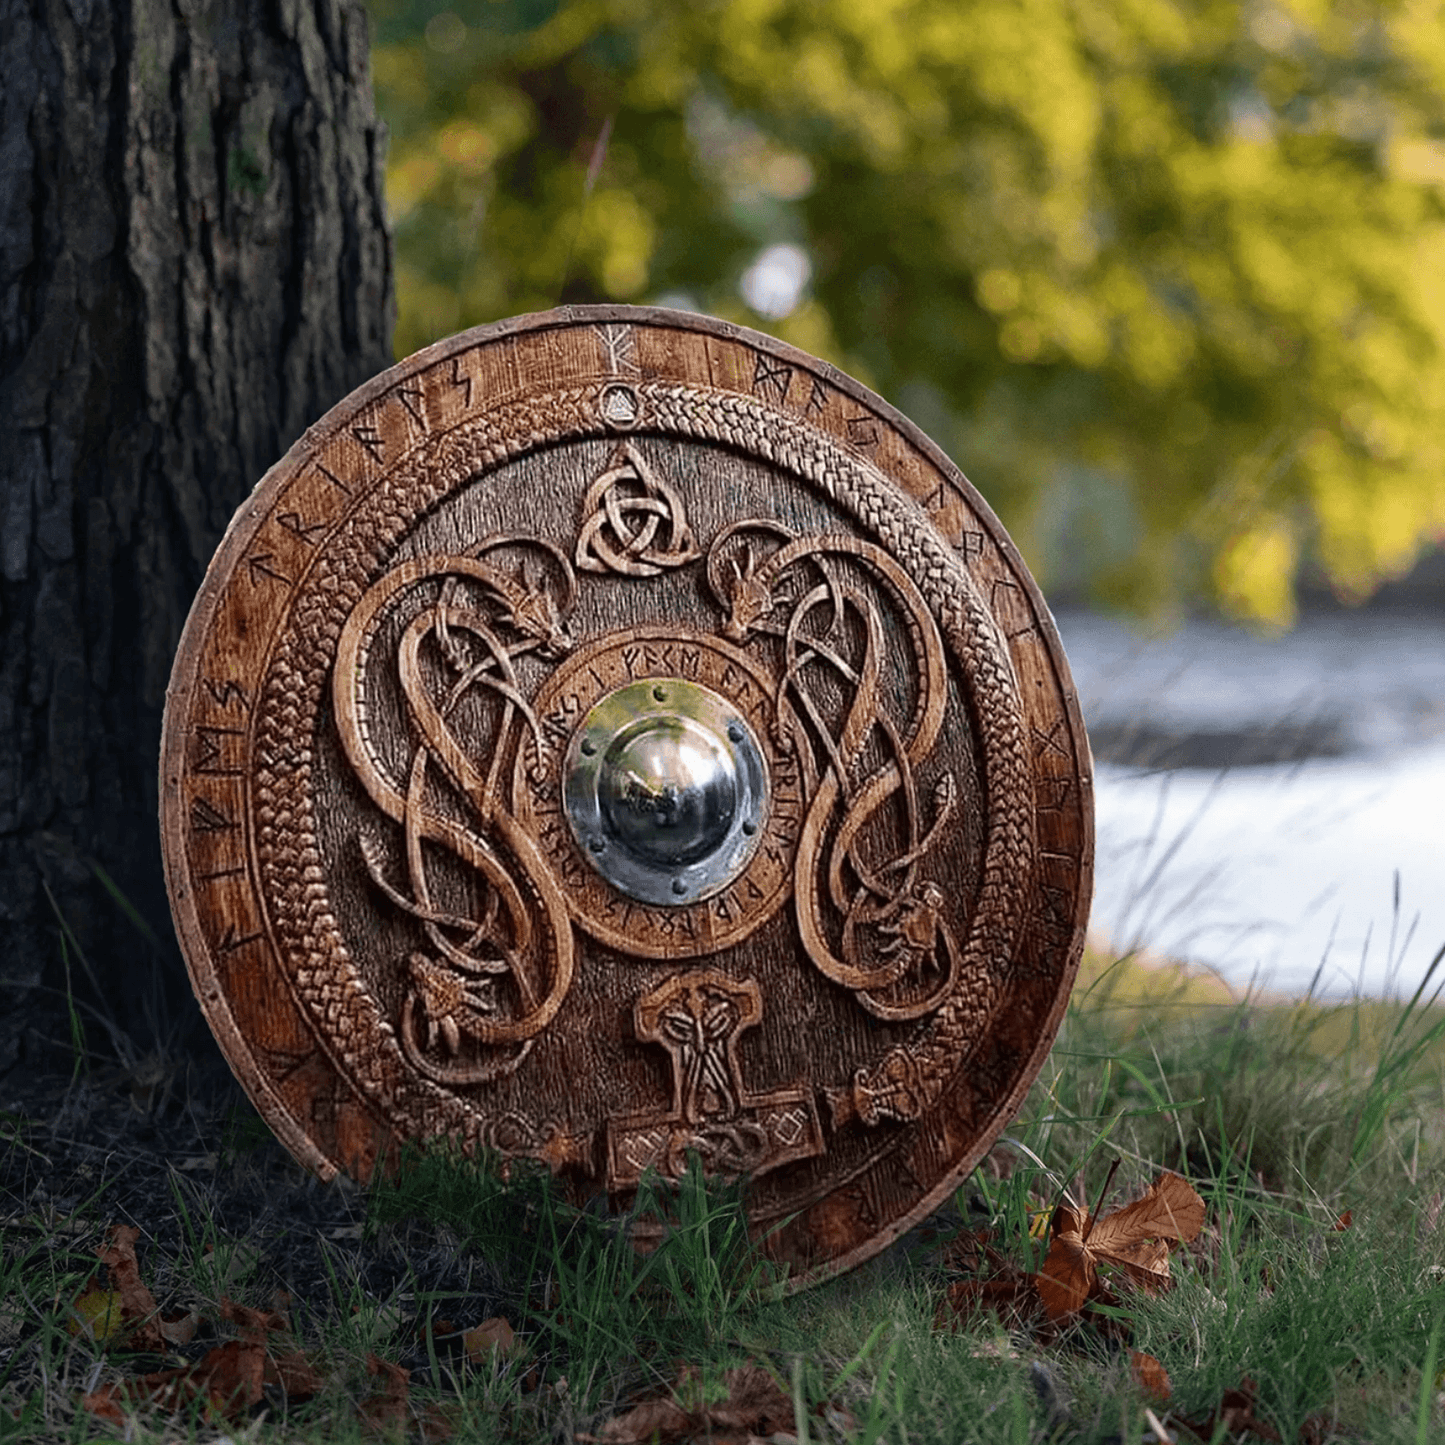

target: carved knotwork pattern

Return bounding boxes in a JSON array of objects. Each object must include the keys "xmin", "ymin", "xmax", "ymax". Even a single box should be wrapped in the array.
[
  {"xmin": 575, "ymin": 441, "xmax": 700, "ymax": 576},
  {"xmin": 253, "ymin": 379, "xmax": 1034, "ymax": 1155}
]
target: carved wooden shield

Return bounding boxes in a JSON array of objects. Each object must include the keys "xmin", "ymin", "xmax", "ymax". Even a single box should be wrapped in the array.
[{"xmin": 160, "ymin": 306, "xmax": 1092, "ymax": 1285}]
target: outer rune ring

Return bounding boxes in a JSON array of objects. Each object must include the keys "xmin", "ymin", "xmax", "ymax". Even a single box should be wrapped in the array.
[{"xmin": 159, "ymin": 304, "xmax": 1093, "ymax": 1291}]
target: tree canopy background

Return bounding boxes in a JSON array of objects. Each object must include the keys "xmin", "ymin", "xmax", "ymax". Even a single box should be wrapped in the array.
[{"xmin": 361, "ymin": 0, "xmax": 1445, "ymax": 624}]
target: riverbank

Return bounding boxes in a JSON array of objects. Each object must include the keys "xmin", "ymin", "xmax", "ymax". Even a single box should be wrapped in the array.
[{"xmin": 1058, "ymin": 604, "xmax": 1445, "ymax": 998}]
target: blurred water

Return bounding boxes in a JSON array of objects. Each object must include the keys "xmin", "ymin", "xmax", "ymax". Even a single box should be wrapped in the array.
[{"xmin": 1054, "ymin": 608, "xmax": 1445, "ymax": 1000}]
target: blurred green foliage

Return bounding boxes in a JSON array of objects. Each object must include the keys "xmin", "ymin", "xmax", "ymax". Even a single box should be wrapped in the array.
[{"xmin": 362, "ymin": 0, "xmax": 1445, "ymax": 622}]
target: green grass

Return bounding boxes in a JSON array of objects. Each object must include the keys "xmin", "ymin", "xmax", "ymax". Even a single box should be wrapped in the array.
[{"xmin": 5, "ymin": 942, "xmax": 1445, "ymax": 1443}]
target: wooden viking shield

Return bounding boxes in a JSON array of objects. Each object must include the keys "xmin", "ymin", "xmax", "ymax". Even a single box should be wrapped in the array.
[{"xmin": 160, "ymin": 306, "xmax": 1093, "ymax": 1285}]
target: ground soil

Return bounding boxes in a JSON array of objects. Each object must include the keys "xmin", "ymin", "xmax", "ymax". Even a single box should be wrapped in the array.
[{"xmin": 0, "ymin": 998, "xmax": 519, "ymax": 1384}]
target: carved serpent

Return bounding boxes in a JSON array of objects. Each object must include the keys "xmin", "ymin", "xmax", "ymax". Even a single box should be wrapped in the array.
[
  {"xmin": 645, "ymin": 387, "xmax": 1036, "ymax": 1124},
  {"xmin": 330, "ymin": 543, "xmax": 576, "ymax": 1081},
  {"xmin": 709, "ymin": 527, "xmax": 961, "ymax": 1019}
]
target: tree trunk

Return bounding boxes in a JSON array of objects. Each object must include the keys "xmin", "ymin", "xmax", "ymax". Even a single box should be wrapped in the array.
[{"xmin": 0, "ymin": 0, "xmax": 394, "ymax": 1076}]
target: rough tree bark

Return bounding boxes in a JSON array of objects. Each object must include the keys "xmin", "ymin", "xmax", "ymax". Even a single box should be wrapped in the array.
[{"xmin": 0, "ymin": 0, "xmax": 394, "ymax": 1075}]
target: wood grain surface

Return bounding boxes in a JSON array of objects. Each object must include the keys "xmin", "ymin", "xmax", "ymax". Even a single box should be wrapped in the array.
[{"xmin": 159, "ymin": 305, "xmax": 1093, "ymax": 1287}]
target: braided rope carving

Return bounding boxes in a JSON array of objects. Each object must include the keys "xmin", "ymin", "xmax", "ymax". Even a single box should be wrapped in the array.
[{"xmin": 253, "ymin": 379, "xmax": 1035, "ymax": 1153}]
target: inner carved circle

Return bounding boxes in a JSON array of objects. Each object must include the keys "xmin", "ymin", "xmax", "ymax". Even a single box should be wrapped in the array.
[{"xmin": 515, "ymin": 626, "xmax": 802, "ymax": 957}]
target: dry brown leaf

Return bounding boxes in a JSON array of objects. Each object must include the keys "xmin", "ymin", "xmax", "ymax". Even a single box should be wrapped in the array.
[
  {"xmin": 91, "ymin": 1224, "xmax": 168, "ymax": 1351},
  {"xmin": 79, "ymin": 1339, "xmax": 268, "ymax": 1426},
  {"xmin": 267, "ymin": 1345, "xmax": 326, "ymax": 1400},
  {"xmin": 219, "ymin": 1296, "xmax": 290, "ymax": 1343},
  {"xmin": 1129, "ymin": 1350, "xmax": 1171, "ymax": 1403},
  {"xmin": 217, "ymin": 1294, "xmax": 325, "ymax": 1399},
  {"xmin": 70, "ymin": 1225, "xmax": 202, "ymax": 1352},
  {"xmin": 76, "ymin": 1284, "xmax": 322, "ymax": 1428},
  {"xmin": 463, "ymin": 1315, "xmax": 516, "ymax": 1362},
  {"xmin": 579, "ymin": 1360, "xmax": 797, "ymax": 1444},
  {"xmin": 1034, "ymin": 1204, "xmax": 1094, "ymax": 1321},
  {"xmin": 1036, "ymin": 1173, "xmax": 1205, "ymax": 1322},
  {"xmin": 1087, "ymin": 1173, "xmax": 1206, "ymax": 1258},
  {"xmin": 418, "ymin": 1398, "xmax": 463, "ymax": 1441},
  {"xmin": 941, "ymin": 1275, "xmax": 1040, "ymax": 1330},
  {"xmin": 680, "ymin": 1363, "xmax": 794, "ymax": 1436},
  {"xmin": 157, "ymin": 1307, "xmax": 199, "ymax": 1346},
  {"xmin": 79, "ymin": 1385, "xmax": 127, "ymax": 1426},
  {"xmin": 937, "ymin": 1228, "xmax": 1041, "ymax": 1330},
  {"xmin": 190, "ymin": 1339, "xmax": 268, "ymax": 1418},
  {"xmin": 358, "ymin": 1352, "xmax": 410, "ymax": 1437},
  {"xmin": 584, "ymin": 1395, "xmax": 694, "ymax": 1443}
]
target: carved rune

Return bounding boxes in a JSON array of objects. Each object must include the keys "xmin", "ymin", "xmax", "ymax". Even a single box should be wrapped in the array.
[
  {"xmin": 595, "ymin": 322, "xmax": 640, "ymax": 376},
  {"xmin": 575, "ymin": 442, "xmax": 700, "ymax": 577}
]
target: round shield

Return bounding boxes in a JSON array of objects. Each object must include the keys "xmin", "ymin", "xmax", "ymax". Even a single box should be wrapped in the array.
[{"xmin": 160, "ymin": 306, "xmax": 1092, "ymax": 1285}]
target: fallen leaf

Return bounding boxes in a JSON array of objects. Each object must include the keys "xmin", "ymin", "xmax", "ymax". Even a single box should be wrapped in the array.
[
  {"xmin": 76, "ymin": 1285, "xmax": 321, "ymax": 1428},
  {"xmin": 1034, "ymin": 1204, "xmax": 1095, "ymax": 1321},
  {"xmin": 462, "ymin": 1315, "xmax": 516, "ymax": 1362},
  {"xmin": 68, "ymin": 1286, "xmax": 126, "ymax": 1344},
  {"xmin": 219, "ymin": 1295, "xmax": 325, "ymax": 1399},
  {"xmin": 267, "ymin": 1345, "xmax": 326, "ymax": 1400},
  {"xmin": 419, "ymin": 1398, "xmax": 463, "ymax": 1441},
  {"xmin": 940, "ymin": 1276, "xmax": 1040, "ymax": 1330},
  {"xmin": 190, "ymin": 1338, "xmax": 268, "ymax": 1418},
  {"xmin": 579, "ymin": 1361, "xmax": 797, "ymax": 1444},
  {"xmin": 1036, "ymin": 1173, "xmax": 1205, "ymax": 1322},
  {"xmin": 68, "ymin": 1226, "xmax": 198, "ymax": 1353},
  {"xmin": 1130, "ymin": 1350, "xmax": 1171, "ymax": 1403},
  {"xmin": 936, "ymin": 1228, "xmax": 1041, "ymax": 1330},
  {"xmin": 79, "ymin": 1339, "xmax": 267, "ymax": 1426},
  {"xmin": 93, "ymin": 1225, "xmax": 168, "ymax": 1350},
  {"xmin": 156, "ymin": 1307, "xmax": 199, "ymax": 1346},
  {"xmin": 586, "ymin": 1395, "xmax": 693, "ymax": 1443},
  {"xmin": 1331, "ymin": 1210, "xmax": 1353, "ymax": 1232},
  {"xmin": 358, "ymin": 1352, "xmax": 410, "ymax": 1437},
  {"xmin": 219, "ymin": 1296, "xmax": 290, "ymax": 1343},
  {"xmin": 679, "ymin": 1363, "xmax": 794, "ymax": 1435},
  {"xmin": 79, "ymin": 1385, "xmax": 127, "ymax": 1426}
]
